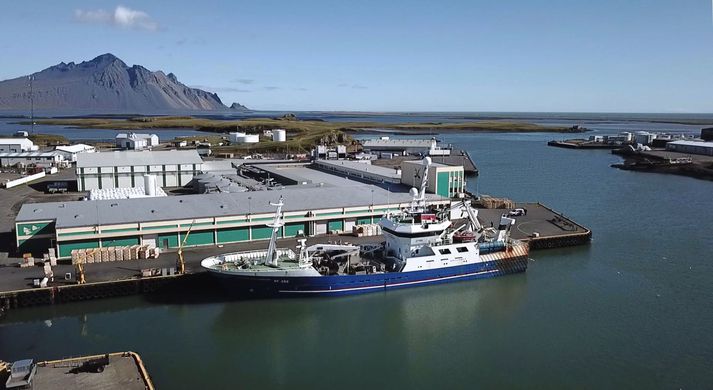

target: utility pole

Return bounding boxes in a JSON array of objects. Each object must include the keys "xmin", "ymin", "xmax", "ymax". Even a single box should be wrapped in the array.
[{"xmin": 28, "ymin": 75, "xmax": 35, "ymax": 135}]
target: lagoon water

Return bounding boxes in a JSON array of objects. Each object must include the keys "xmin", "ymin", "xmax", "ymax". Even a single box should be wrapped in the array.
[
  {"xmin": 0, "ymin": 119, "xmax": 211, "ymax": 142},
  {"xmin": 1, "ymin": 124, "xmax": 712, "ymax": 388}
]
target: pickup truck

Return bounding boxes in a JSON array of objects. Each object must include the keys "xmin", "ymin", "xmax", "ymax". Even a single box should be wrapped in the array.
[
  {"xmin": 46, "ymin": 181, "xmax": 68, "ymax": 194},
  {"xmin": 508, "ymin": 208, "xmax": 528, "ymax": 217}
]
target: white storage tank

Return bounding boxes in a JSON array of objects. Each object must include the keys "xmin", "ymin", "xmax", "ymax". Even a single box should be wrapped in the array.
[
  {"xmin": 272, "ymin": 129, "xmax": 286, "ymax": 142},
  {"xmin": 229, "ymin": 132, "xmax": 246, "ymax": 143},
  {"xmin": 232, "ymin": 134, "xmax": 259, "ymax": 144},
  {"xmin": 144, "ymin": 174, "xmax": 157, "ymax": 196}
]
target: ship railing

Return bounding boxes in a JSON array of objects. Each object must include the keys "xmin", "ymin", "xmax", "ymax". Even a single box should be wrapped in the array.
[{"xmin": 220, "ymin": 249, "xmax": 296, "ymax": 263}]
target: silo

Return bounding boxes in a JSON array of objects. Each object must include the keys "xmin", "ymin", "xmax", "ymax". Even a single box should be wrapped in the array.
[
  {"xmin": 272, "ymin": 129, "xmax": 286, "ymax": 142},
  {"xmin": 144, "ymin": 174, "xmax": 157, "ymax": 196},
  {"xmin": 236, "ymin": 134, "xmax": 260, "ymax": 143}
]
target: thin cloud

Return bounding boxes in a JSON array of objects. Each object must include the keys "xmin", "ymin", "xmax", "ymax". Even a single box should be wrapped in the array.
[
  {"xmin": 293, "ymin": 87, "xmax": 308, "ymax": 91},
  {"xmin": 74, "ymin": 5, "xmax": 159, "ymax": 31},
  {"xmin": 264, "ymin": 86, "xmax": 280, "ymax": 90},
  {"xmin": 231, "ymin": 78, "xmax": 255, "ymax": 85}
]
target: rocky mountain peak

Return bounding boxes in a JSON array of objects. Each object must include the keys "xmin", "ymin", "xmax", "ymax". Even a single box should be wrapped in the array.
[{"xmin": 0, "ymin": 53, "xmax": 249, "ymax": 113}]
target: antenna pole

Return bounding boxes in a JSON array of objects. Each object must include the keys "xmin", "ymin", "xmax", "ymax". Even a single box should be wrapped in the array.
[{"xmin": 29, "ymin": 76, "xmax": 35, "ymax": 135}]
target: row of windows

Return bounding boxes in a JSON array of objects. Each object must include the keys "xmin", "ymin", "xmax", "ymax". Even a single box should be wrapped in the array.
[{"xmin": 438, "ymin": 246, "xmax": 469, "ymax": 255}]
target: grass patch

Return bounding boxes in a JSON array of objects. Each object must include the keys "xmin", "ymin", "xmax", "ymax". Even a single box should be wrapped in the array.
[
  {"xmin": 28, "ymin": 133, "xmax": 68, "ymax": 146},
  {"xmin": 24, "ymin": 116, "xmax": 573, "ymax": 152}
]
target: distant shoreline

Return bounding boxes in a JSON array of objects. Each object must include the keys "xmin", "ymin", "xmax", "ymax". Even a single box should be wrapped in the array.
[
  {"xmin": 5, "ymin": 111, "xmax": 713, "ymax": 126},
  {"xmin": 18, "ymin": 116, "xmax": 579, "ymax": 134}
]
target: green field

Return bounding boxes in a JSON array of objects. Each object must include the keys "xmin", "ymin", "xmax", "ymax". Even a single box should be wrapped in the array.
[{"xmin": 24, "ymin": 116, "xmax": 575, "ymax": 152}]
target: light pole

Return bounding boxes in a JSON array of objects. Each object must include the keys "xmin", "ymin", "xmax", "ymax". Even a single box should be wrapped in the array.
[
  {"xmin": 28, "ymin": 75, "xmax": 35, "ymax": 135},
  {"xmin": 248, "ymin": 196, "xmax": 252, "ymax": 217}
]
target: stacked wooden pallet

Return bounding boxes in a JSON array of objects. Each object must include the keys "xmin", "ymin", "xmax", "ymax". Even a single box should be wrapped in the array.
[{"xmin": 70, "ymin": 245, "xmax": 160, "ymax": 265}]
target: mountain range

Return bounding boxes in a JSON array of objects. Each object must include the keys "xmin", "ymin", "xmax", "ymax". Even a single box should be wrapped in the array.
[{"xmin": 0, "ymin": 53, "xmax": 248, "ymax": 113}]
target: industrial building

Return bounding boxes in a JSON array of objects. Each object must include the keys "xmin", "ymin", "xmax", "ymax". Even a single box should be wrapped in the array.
[
  {"xmin": 313, "ymin": 145, "xmax": 347, "ymax": 160},
  {"xmin": 76, "ymin": 150, "xmax": 203, "ymax": 191},
  {"xmin": 53, "ymin": 144, "xmax": 96, "ymax": 162},
  {"xmin": 314, "ymin": 160, "xmax": 402, "ymax": 185},
  {"xmin": 400, "ymin": 160, "xmax": 465, "ymax": 198},
  {"xmin": 666, "ymin": 140, "xmax": 713, "ymax": 156},
  {"xmin": 229, "ymin": 132, "xmax": 259, "ymax": 144},
  {"xmin": 0, "ymin": 138, "xmax": 38, "ymax": 153},
  {"xmin": 361, "ymin": 138, "xmax": 451, "ymax": 157},
  {"xmin": 115, "ymin": 133, "xmax": 159, "ymax": 150},
  {"xmin": 15, "ymin": 185, "xmax": 451, "ymax": 258},
  {"xmin": 0, "ymin": 152, "xmax": 64, "ymax": 167}
]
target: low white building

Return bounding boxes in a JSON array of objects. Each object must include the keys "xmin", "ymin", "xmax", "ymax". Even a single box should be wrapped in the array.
[
  {"xmin": 229, "ymin": 132, "xmax": 259, "ymax": 144},
  {"xmin": 0, "ymin": 138, "xmax": 38, "ymax": 153},
  {"xmin": 53, "ymin": 144, "xmax": 96, "ymax": 162},
  {"xmin": 362, "ymin": 138, "xmax": 450, "ymax": 156},
  {"xmin": 666, "ymin": 140, "xmax": 713, "ymax": 156},
  {"xmin": 116, "ymin": 133, "xmax": 159, "ymax": 150},
  {"xmin": 0, "ymin": 152, "xmax": 64, "ymax": 167},
  {"xmin": 76, "ymin": 150, "xmax": 203, "ymax": 191}
]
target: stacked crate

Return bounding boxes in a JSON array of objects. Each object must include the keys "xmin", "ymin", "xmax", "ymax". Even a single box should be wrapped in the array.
[{"xmin": 70, "ymin": 245, "xmax": 159, "ymax": 264}]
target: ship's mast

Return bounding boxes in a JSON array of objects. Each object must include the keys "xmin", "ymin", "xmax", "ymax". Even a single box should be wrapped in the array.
[
  {"xmin": 410, "ymin": 157, "xmax": 432, "ymax": 212},
  {"xmin": 265, "ymin": 196, "xmax": 285, "ymax": 267}
]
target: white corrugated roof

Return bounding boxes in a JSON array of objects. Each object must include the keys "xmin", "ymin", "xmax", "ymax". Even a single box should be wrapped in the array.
[
  {"xmin": 16, "ymin": 185, "xmax": 448, "ymax": 228},
  {"xmin": 667, "ymin": 140, "xmax": 713, "ymax": 148},
  {"xmin": 362, "ymin": 139, "xmax": 435, "ymax": 148},
  {"xmin": 0, "ymin": 152, "xmax": 60, "ymax": 157},
  {"xmin": 0, "ymin": 138, "xmax": 33, "ymax": 145},
  {"xmin": 77, "ymin": 150, "xmax": 203, "ymax": 168},
  {"xmin": 55, "ymin": 144, "xmax": 95, "ymax": 153}
]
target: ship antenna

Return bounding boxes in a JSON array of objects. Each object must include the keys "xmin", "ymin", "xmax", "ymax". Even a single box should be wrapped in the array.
[
  {"xmin": 28, "ymin": 75, "xmax": 35, "ymax": 135},
  {"xmin": 418, "ymin": 157, "xmax": 432, "ymax": 209},
  {"xmin": 265, "ymin": 196, "xmax": 285, "ymax": 266}
]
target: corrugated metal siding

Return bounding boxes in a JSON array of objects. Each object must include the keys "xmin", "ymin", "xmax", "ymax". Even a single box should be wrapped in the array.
[
  {"xmin": 284, "ymin": 222, "xmax": 306, "ymax": 237},
  {"xmin": 58, "ymin": 239, "xmax": 100, "ymax": 258},
  {"xmin": 328, "ymin": 219, "xmax": 344, "ymax": 232},
  {"xmin": 181, "ymin": 230, "xmax": 214, "ymax": 247},
  {"xmin": 217, "ymin": 227, "xmax": 249, "ymax": 243},
  {"xmin": 102, "ymin": 236, "xmax": 140, "ymax": 247},
  {"xmin": 251, "ymin": 226, "xmax": 273, "ymax": 240}
]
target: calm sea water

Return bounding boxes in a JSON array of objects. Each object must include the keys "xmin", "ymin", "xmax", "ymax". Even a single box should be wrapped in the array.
[
  {"xmin": 1, "ymin": 127, "xmax": 712, "ymax": 389},
  {"xmin": 0, "ymin": 119, "xmax": 212, "ymax": 142}
]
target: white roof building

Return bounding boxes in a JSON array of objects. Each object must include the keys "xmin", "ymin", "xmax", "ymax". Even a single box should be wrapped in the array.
[
  {"xmin": 76, "ymin": 150, "xmax": 204, "ymax": 191},
  {"xmin": 53, "ymin": 144, "xmax": 96, "ymax": 162},
  {"xmin": 0, "ymin": 138, "xmax": 38, "ymax": 153},
  {"xmin": 116, "ymin": 133, "xmax": 159, "ymax": 150},
  {"xmin": 666, "ymin": 140, "xmax": 713, "ymax": 156},
  {"xmin": 0, "ymin": 152, "xmax": 64, "ymax": 167}
]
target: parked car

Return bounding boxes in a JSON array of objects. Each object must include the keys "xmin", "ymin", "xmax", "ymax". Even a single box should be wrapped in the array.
[{"xmin": 508, "ymin": 208, "xmax": 527, "ymax": 217}]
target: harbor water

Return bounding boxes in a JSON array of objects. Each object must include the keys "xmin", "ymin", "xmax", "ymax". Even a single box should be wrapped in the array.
[{"xmin": 1, "ymin": 129, "xmax": 712, "ymax": 388}]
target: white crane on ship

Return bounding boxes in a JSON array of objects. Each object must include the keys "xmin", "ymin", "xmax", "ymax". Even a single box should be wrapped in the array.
[{"xmin": 264, "ymin": 196, "xmax": 285, "ymax": 267}]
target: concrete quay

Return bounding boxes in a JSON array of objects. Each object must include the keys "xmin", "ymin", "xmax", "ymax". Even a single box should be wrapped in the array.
[{"xmin": 0, "ymin": 202, "xmax": 590, "ymax": 312}]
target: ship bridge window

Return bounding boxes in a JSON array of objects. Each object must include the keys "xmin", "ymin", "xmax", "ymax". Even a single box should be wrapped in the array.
[
  {"xmin": 456, "ymin": 247, "xmax": 469, "ymax": 253},
  {"xmin": 438, "ymin": 248, "xmax": 451, "ymax": 255}
]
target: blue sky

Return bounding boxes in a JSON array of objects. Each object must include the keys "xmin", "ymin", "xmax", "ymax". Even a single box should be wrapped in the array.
[{"xmin": 1, "ymin": 0, "xmax": 712, "ymax": 112}]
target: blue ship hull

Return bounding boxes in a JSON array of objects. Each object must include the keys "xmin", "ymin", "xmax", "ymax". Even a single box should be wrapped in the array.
[{"xmin": 208, "ymin": 256, "xmax": 528, "ymax": 297}]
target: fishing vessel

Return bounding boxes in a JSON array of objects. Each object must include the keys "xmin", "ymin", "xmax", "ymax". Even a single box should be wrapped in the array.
[{"xmin": 201, "ymin": 158, "xmax": 528, "ymax": 297}]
